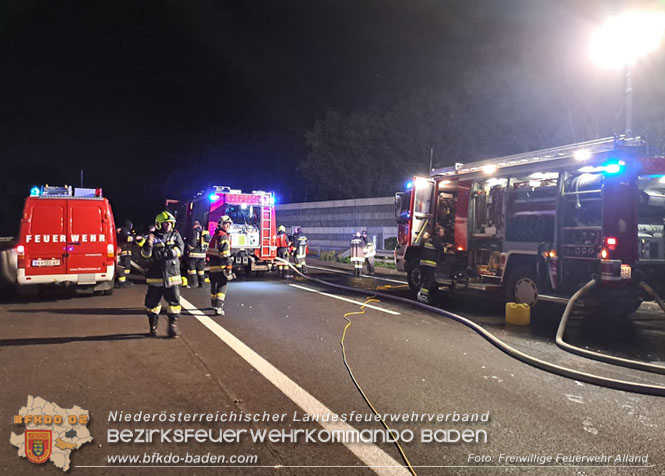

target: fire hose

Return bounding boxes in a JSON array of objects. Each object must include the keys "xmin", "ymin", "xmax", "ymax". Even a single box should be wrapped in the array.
[
  {"xmin": 555, "ymin": 278, "xmax": 665, "ymax": 375},
  {"xmin": 275, "ymin": 257, "xmax": 665, "ymax": 397}
]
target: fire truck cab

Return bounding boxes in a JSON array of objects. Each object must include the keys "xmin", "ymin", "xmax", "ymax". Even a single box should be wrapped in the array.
[
  {"xmin": 395, "ymin": 137, "xmax": 665, "ymax": 317},
  {"xmin": 171, "ymin": 186, "xmax": 277, "ymax": 273}
]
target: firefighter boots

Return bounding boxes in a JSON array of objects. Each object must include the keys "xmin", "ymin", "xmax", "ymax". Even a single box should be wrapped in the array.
[
  {"xmin": 167, "ymin": 315, "xmax": 179, "ymax": 338},
  {"xmin": 148, "ymin": 314, "xmax": 158, "ymax": 337}
]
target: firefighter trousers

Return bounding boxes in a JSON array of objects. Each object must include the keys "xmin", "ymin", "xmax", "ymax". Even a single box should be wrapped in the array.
[
  {"xmin": 418, "ymin": 266, "xmax": 436, "ymax": 303},
  {"xmin": 186, "ymin": 257, "xmax": 206, "ymax": 287},
  {"xmin": 277, "ymin": 248, "xmax": 290, "ymax": 276},
  {"xmin": 209, "ymin": 272, "xmax": 229, "ymax": 310},
  {"xmin": 145, "ymin": 285, "xmax": 181, "ymax": 335},
  {"xmin": 117, "ymin": 254, "xmax": 132, "ymax": 284}
]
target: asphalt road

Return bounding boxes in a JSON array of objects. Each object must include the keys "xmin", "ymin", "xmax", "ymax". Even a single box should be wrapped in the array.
[{"xmin": 1, "ymin": 267, "xmax": 665, "ymax": 475}]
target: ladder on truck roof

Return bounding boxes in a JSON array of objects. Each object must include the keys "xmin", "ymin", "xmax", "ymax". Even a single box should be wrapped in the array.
[
  {"xmin": 430, "ymin": 136, "xmax": 645, "ymax": 178},
  {"xmin": 261, "ymin": 205, "xmax": 273, "ymax": 258}
]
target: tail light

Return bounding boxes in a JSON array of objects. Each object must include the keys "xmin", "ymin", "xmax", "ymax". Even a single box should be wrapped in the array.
[
  {"xmin": 107, "ymin": 244, "xmax": 115, "ymax": 258},
  {"xmin": 600, "ymin": 248, "xmax": 609, "ymax": 259},
  {"xmin": 457, "ymin": 245, "xmax": 465, "ymax": 252},
  {"xmin": 605, "ymin": 237, "xmax": 617, "ymax": 251},
  {"xmin": 16, "ymin": 245, "xmax": 25, "ymax": 268}
]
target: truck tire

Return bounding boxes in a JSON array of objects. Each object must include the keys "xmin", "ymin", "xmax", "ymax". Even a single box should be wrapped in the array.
[
  {"xmin": 406, "ymin": 259, "xmax": 423, "ymax": 292},
  {"xmin": 506, "ymin": 266, "xmax": 541, "ymax": 308}
]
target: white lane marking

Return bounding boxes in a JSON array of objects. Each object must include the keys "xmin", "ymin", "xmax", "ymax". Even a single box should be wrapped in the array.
[
  {"xmin": 288, "ymin": 284, "xmax": 401, "ymax": 315},
  {"xmin": 180, "ymin": 297, "xmax": 410, "ymax": 476},
  {"xmin": 309, "ymin": 265, "xmax": 408, "ymax": 285}
]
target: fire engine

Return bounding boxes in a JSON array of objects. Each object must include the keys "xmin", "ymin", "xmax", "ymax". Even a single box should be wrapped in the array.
[
  {"xmin": 168, "ymin": 186, "xmax": 277, "ymax": 273},
  {"xmin": 395, "ymin": 136, "xmax": 665, "ymax": 317},
  {"xmin": 14, "ymin": 185, "xmax": 117, "ymax": 294}
]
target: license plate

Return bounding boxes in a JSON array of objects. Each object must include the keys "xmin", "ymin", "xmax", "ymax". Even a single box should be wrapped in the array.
[
  {"xmin": 78, "ymin": 274, "xmax": 96, "ymax": 284},
  {"xmin": 621, "ymin": 264, "xmax": 632, "ymax": 279},
  {"xmin": 32, "ymin": 259, "xmax": 61, "ymax": 267}
]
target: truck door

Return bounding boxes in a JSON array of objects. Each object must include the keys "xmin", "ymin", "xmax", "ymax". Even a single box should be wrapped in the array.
[
  {"xmin": 410, "ymin": 178, "xmax": 436, "ymax": 246},
  {"xmin": 67, "ymin": 203, "xmax": 107, "ymax": 280},
  {"xmin": 24, "ymin": 201, "xmax": 69, "ymax": 277}
]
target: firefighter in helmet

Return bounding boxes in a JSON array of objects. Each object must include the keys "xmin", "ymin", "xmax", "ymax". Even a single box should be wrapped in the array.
[
  {"xmin": 360, "ymin": 229, "xmax": 376, "ymax": 275},
  {"xmin": 350, "ymin": 231, "xmax": 365, "ymax": 276},
  {"xmin": 417, "ymin": 225, "xmax": 445, "ymax": 304},
  {"xmin": 115, "ymin": 220, "xmax": 135, "ymax": 287},
  {"xmin": 276, "ymin": 225, "xmax": 292, "ymax": 277},
  {"xmin": 292, "ymin": 226, "xmax": 308, "ymax": 274},
  {"xmin": 186, "ymin": 220, "xmax": 209, "ymax": 288},
  {"xmin": 140, "ymin": 211, "xmax": 185, "ymax": 338},
  {"xmin": 207, "ymin": 215, "xmax": 234, "ymax": 315}
]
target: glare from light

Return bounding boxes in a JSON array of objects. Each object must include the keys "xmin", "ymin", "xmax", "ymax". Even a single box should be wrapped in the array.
[
  {"xmin": 590, "ymin": 10, "xmax": 665, "ymax": 69},
  {"xmin": 405, "ymin": 181, "xmax": 413, "ymax": 190},
  {"xmin": 30, "ymin": 186, "xmax": 40, "ymax": 196},
  {"xmin": 209, "ymin": 193, "xmax": 219, "ymax": 202},
  {"xmin": 240, "ymin": 203, "xmax": 248, "ymax": 209},
  {"xmin": 482, "ymin": 164, "xmax": 497, "ymax": 175},
  {"xmin": 574, "ymin": 149, "xmax": 592, "ymax": 161},
  {"xmin": 659, "ymin": 176, "xmax": 665, "ymax": 184}
]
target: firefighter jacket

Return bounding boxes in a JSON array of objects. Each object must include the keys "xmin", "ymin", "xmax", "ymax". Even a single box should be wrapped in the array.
[
  {"xmin": 293, "ymin": 234, "xmax": 308, "ymax": 259},
  {"xmin": 117, "ymin": 226, "xmax": 135, "ymax": 256},
  {"xmin": 187, "ymin": 226, "xmax": 210, "ymax": 259},
  {"xmin": 140, "ymin": 229, "xmax": 185, "ymax": 287},
  {"xmin": 420, "ymin": 235, "xmax": 445, "ymax": 268},
  {"xmin": 350, "ymin": 236, "xmax": 365, "ymax": 262},
  {"xmin": 276, "ymin": 231, "xmax": 291, "ymax": 250},
  {"xmin": 207, "ymin": 229, "xmax": 232, "ymax": 272}
]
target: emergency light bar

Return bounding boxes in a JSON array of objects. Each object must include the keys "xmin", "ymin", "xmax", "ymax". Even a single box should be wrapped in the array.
[{"xmin": 431, "ymin": 136, "xmax": 644, "ymax": 178}]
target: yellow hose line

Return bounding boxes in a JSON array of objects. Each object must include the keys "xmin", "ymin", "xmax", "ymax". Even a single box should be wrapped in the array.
[{"xmin": 340, "ymin": 296, "xmax": 418, "ymax": 476}]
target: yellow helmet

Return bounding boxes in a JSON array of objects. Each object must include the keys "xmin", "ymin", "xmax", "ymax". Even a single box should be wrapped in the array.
[
  {"xmin": 277, "ymin": 225, "xmax": 286, "ymax": 232},
  {"xmin": 155, "ymin": 211, "xmax": 176, "ymax": 228}
]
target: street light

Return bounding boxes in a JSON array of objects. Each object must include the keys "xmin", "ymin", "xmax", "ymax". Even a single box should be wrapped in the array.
[{"xmin": 590, "ymin": 10, "xmax": 665, "ymax": 136}]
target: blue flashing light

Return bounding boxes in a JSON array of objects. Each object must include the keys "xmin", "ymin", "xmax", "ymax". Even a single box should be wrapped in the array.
[
  {"xmin": 209, "ymin": 193, "xmax": 220, "ymax": 202},
  {"xmin": 406, "ymin": 181, "xmax": 413, "ymax": 190},
  {"xmin": 30, "ymin": 186, "xmax": 41, "ymax": 196},
  {"xmin": 603, "ymin": 160, "xmax": 625, "ymax": 175}
]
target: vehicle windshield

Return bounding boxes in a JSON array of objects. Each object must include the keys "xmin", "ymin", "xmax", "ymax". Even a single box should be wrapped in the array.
[{"xmin": 225, "ymin": 205, "xmax": 260, "ymax": 227}]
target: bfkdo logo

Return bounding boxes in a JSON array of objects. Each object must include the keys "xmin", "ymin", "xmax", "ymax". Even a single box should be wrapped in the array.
[
  {"xmin": 26, "ymin": 430, "xmax": 52, "ymax": 464},
  {"xmin": 10, "ymin": 396, "xmax": 93, "ymax": 472}
]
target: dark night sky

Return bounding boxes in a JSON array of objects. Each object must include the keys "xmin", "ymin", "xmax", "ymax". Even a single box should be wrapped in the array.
[{"xmin": 0, "ymin": 0, "xmax": 656, "ymax": 232}]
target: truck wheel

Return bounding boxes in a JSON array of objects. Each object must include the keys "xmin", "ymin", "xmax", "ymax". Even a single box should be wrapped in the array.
[
  {"xmin": 506, "ymin": 266, "xmax": 541, "ymax": 307},
  {"xmin": 406, "ymin": 259, "xmax": 423, "ymax": 292}
]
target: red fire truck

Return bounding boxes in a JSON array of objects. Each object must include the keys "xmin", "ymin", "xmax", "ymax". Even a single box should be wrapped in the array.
[
  {"xmin": 14, "ymin": 185, "xmax": 117, "ymax": 294},
  {"xmin": 395, "ymin": 136, "xmax": 665, "ymax": 317},
  {"xmin": 169, "ymin": 186, "xmax": 277, "ymax": 273}
]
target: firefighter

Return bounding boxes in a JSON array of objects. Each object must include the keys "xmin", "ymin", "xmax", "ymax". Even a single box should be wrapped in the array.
[
  {"xmin": 115, "ymin": 220, "xmax": 135, "ymax": 288},
  {"xmin": 186, "ymin": 220, "xmax": 209, "ymax": 288},
  {"xmin": 292, "ymin": 226, "xmax": 308, "ymax": 274},
  {"xmin": 140, "ymin": 211, "xmax": 185, "ymax": 338},
  {"xmin": 350, "ymin": 232, "xmax": 365, "ymax": 276},
  {"xmin": 417, "ymin": 225, "xmax": 446, "ymax": 304},
  {"xmin": 360, "ymin": 230, "xmax": 375, "ymax": 275},
  {"xmin": 276, "ymin": 225, "xmax": 292, "ymax": 277},
  {"xmin": 207, "ymin": 215, "xmax": 234, "ymax": 315}
]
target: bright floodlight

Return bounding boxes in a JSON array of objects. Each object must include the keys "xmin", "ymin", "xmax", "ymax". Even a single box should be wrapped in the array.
[{"xmin": 590, "ymin": 10, "xmax": 665, "ymax": 69}]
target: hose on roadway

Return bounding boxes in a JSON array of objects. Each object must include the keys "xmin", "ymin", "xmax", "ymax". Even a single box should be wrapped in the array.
[
  {"xmin": 275, "ymin": 258, "xmax": 665, "ymax": 397},
  {"xmin": 555, "ymin": 278, "xmax": 665, "ymax": 375}
]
